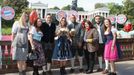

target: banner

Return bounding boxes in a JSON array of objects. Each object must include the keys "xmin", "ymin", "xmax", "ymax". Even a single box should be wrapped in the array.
[
  {"xmin": 0, "ymin": 6, "xmax": 1, "ymax": 40},
  {"xmin": 0, "ymin": 6, "xmax": 2, "ymax": 69}
]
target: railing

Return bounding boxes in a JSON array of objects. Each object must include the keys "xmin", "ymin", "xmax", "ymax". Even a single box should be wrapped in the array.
[
  {"xmin": 0, "ymin": 38, "xmax": 134, "ymax": 74},
  {"xmin": 0, "ymin": 40, "xmax": 18, "ymax": 74},
  {"xmin": 117, "ymin": 38, "xmax": 134, "ymax": 60}
]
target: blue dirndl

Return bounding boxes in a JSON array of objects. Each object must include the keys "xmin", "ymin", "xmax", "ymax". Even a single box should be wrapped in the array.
[{"xmin": 52, "ymin": 36, "xmax": 72, "ymax": 61}]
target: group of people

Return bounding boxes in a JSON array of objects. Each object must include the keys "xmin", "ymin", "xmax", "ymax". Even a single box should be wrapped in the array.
[{"xmin": 11, "ymin": 11, "xmax": 121, "ymax": 75}]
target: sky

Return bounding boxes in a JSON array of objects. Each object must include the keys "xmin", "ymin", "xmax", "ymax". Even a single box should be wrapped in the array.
[{"xmin": 28, "ymin": 0, "xmax": 123, "ymax": 11}]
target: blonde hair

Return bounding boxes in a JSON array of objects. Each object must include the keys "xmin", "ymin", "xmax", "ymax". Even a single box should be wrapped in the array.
[{"xmin": 18, "ymin": 12, "xmax": 28, "ymax": 27}]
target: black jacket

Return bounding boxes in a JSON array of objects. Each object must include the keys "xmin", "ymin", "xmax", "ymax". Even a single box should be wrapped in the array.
[{"xmin": 40, "ymin": 22, "xmax": 56, "ymax": 43}]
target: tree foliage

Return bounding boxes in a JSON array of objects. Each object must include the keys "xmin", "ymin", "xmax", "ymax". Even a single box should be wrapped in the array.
[
  {"xmin": 61, "ymin": 5, "xmax": 71, "ymax": 10},
  {"xmin": 50, "ymin": 6, "xmax": 60, "ymax": 10},
  {"xmin": 95, "ymin": 3, "xmax": 106, "ymax": 9},
  {"xmin": 107, "ymin": 2, "xmax": 123, "ymax": 15},
  {"xmin": 61, "ymin": 5, "xmax": 84, "ymax": 11},
  {"xmin": 1, "ymin": 0, "xmax": 29, "ymax": 28}
]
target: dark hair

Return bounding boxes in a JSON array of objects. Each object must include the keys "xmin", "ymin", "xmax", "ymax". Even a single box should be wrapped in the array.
[
  {"xmin": 94, "ymin": 15, "xmax": 101, "ymax": 19},
  {"xmin": 59, "ymin": 17, "xmax": 67, "ymax": 27},
  {"xmin": 85, "ymin": 20, "xmax": 94, "ymax": 29},
  {"xmin": 104, "ymin": 19, "xmax": 112, "ymax": 31},
  {"xmin": 46, "ymin": 13, "xmax": 52, "ymax": 17},
  {"xmin": 34, "ymin": 18, "xmax": 42, "ymax": 32}
]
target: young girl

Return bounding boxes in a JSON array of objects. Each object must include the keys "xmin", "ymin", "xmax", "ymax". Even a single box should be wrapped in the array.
[{"xmin": 104, "ymin": 19, "xmax": 118, "ymax": 75}]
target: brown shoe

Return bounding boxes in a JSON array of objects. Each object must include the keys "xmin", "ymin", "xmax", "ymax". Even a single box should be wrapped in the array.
[{"xmin": 102, "ymin": 69, "xmax": 109, "ymax": 74}]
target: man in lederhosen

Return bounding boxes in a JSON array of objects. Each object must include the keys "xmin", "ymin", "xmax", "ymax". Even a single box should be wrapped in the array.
[{"xmin": 41, "ymin": 14, "xmax": 56, "ymax": 75}]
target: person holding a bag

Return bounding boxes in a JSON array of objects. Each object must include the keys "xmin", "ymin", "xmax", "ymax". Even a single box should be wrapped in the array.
[
  {"xmin": 83, "ymin": 20, "xmax": 99, "ymax": 74},
  {"xmin": 28, "ymin": 18, "xmax": 45, "ymax": 75},
  {"xmin": 12, "ymin": 12, "xmax": 29, "ymax": 75}
]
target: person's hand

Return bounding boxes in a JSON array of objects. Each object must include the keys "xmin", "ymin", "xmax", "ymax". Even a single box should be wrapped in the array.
[
  {"xmin": 86, "ymin": 39, "xmax": 93, "ymax": 43},
  {"xmin": 78, "ymin": 42, "xmax": 82, "ymax": 48},
  {"xmin": 31, "ymin": 45, "xmax": 35, "ymax": 51},
  {"xmin": 111, "ymin": 46, "xmax": 114, "ymax": 52},
  {"xmin": 83, "ymin": 45, "xmax": 87, "ymax": 50}
]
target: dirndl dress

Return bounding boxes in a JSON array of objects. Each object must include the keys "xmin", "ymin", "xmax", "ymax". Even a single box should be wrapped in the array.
[{"xmin": 52, "ymin": 35, "xmax": 72, "ymax": 61}]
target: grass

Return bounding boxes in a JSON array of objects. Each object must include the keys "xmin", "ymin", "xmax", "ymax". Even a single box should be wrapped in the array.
[{"xmin": 1, "ymin": 27, "xmax": 12, "ymax": 35}]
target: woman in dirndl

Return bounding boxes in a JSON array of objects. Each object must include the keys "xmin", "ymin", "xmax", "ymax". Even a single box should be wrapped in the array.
[
  {"xmin": 52, "ymin": 17, "xmax": 72, "ymax": 75},
  {"xmin": 28, "ymin": 18, "xmax": 45, "ymax": 75},
  {"xmin": 12, "ymin": 12, "xmax": 29, "ymax": 75},
  {"xmin": 104, "ymin": 19, "xmax": 119, "ymax": 75}
]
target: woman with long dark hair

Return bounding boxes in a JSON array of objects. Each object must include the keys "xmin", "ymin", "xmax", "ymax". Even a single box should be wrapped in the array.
[
  {"xmin": 29, "ymin": 18, "xmax": 45, "ymax": 75},
  {"xmin": 103, "ymin": 19, "xmax": 118, "ymax": 75}
]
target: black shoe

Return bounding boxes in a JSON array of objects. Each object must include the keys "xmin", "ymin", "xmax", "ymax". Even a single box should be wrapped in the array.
[
  {"xmin": 85, "ymin": 69, "xmax": 89, "ymax": 72},
  {"xmin": 33, "ymin": 72, "xmax": 39, "ymax": 75},
  {"xmin": 86, "ymin": 70, "xmax": 93, "ymax": 74},
  {"xmin": 70, "ymin": 68, "xmax": 75, "ymax": 73},
  {"xmin": 42, "ymin": 71, "xmax": 46, "ymax": 75},
  {"xmin": 47, "ymin": 70, "xmax": 52, "ymax": 75},
  {"xmin": 96, "ymin": 68, "xmax": 103, "ymax": 72},
  {"xmin": 19, "ymin": 72, "xmax": 23, "ymax": 75},
  {"xmin": 79, "ymin": 68, "xmax": 84, "ymax": 72},
  {"xmin": 108, "ymin": 72, "xmax": 116, "ymax": 75}
]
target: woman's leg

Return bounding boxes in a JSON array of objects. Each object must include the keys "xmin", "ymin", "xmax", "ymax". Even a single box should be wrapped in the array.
[
  {"xmin": 17, "ymin": 60, "xmax": 27, "ymax": 75},
  {"xmin": 33, "ymin": 66, "xmax": 39, "ymax": 75},
  {"xmin": 60, "ymin": 61, "xmax": 67, "ymax": 75},
  {"xmin": 17, "ymin": 61, "xmax": 23, "ymax": 72},
  {"xmin": 102, "ymin": 59, "xmax": 109, "ymax": 74},
  {"xmin": 84, "ymin": 50, "xmax": 89, "ymax": 71},
  {"xmin": 86, "ymin": 52, "xmax": 95, "ymax": 74},
  {"xmin": 90, "ymin": 52, "xmax": 95, "ymax": 72},
  {"xmin": 110, "ymin": 61, "xmax": 116, "ymax": 73}
]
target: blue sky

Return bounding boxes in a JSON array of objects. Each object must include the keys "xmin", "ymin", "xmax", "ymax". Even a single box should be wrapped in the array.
[{"xmin": 28, "ymin": 0, "xmax": 123, "ymax": 11}]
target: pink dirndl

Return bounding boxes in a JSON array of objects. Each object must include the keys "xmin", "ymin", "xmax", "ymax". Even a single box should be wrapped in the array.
[{"xmin": 104, "ymin": 40, "xmax": 118, "ymax": 61}]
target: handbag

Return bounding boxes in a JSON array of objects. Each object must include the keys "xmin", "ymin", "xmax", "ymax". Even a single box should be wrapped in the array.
[{"xmin": 27, "ymin": 52, "xmax": 38, "ymax": 60}]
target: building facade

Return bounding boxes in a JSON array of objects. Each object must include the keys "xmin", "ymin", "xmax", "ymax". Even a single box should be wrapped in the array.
[{"xmin": 29, "ymin": 2, "xmax": 110, "ymax": 21}]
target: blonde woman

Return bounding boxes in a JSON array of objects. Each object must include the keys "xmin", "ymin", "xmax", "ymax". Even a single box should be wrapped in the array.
[
  {"xmin": 52, "ymin": 17, "xmax": 72, "ymax": 75},
  {"xmin": 12, "ymin": 12, "xmax": 29, "ymax": 75}
]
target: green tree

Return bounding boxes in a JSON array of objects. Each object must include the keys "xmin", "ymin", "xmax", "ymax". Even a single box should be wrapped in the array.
[
  {"xmin": 123, "ymin": 0, "xmax": 134, "ymax": 24},
  {"xmin": 1, "ymin": 0, "xmax": 29, "ymax": 28},
  {"xmin": 77, "ymin": 7, "xmax": 84, "ymax": 11},
  {"xmin": 50, "ymin": 6, "xmax": 60, "ymax": 10},
  {"xmin": 107, "ymin": 2, "xmax": 123, "ymax": 15},
  {"xmin": 61, "ymin": 5, "xmax": 71, "ymax": 10},
  {"xmin": 95, "ymin": 3, "xmax": 106, "ymax": 9},
  {"xmin": 61, "ymin": 5, "xmax": 84, "ymax": 11}
]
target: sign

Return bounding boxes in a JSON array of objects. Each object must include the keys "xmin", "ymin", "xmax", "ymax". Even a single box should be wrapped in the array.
[
  {"xmin": 117, "ymin": 14, "xmax": 127, "ymax": 24},
  {"xmin": 0, "ymin": 6, "xmax": 2, "ymax": 69},
  {"xmin": 0, "ymin": 6, "xmax": 1, "ymax": 40},
  {"xmin": 56, "ymin": 10, "xmax": 67, "ymax": 21},
  {"xmin": 107, "ymin": 15, "xmax": 116, "ymax": 24},
  {"xmin": 1, "ymin": 6, "xmax": 15, "ymax": 20},
  {"xmin": 68, "ymin": 10, "xmax": 78, "ymax": 20}
]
